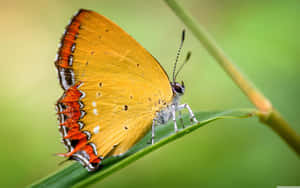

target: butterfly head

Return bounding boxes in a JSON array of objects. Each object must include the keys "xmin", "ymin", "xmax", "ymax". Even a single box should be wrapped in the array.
[{"xmin": 171, "ymin": 81, "xmax": 185, "ymax": 96}]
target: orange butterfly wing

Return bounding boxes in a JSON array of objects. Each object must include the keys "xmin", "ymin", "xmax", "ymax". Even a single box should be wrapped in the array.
[{"xmin": 55, "ymin": 9, "xmax": 173, "ymax": 170}]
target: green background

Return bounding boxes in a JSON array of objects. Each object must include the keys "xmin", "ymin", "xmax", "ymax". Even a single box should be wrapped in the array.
[{"xmin": 1, "ymin": 0, "xmax": 299, "ymax": 187}]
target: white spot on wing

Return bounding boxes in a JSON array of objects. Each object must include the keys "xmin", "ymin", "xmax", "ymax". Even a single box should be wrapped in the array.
[
  {"xmin": 92, "ymin": 101, "xmax": 96, "ymax": 107},
  {"xmin": 93, "ymin": 126, "xmax": 100, "ymax": 134},
  {"xmin": 68, "ymin": 55, "xmax": 73, "ymax": 66},
  {"xmin": 71, "ymin": 43, "xmax": 76, "ymax": 52},
  {"xmin": 93, "ymin": 108, "xmax": 98, "ymax": 115}
]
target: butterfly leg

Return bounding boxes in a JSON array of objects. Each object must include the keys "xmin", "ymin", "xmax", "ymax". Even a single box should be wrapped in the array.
[
  {"xmin": 172, "ymin": 104, "xmax": 178, "ymax": 132},
  {"xmin": 178, "ymin": 110, "xmax": 185, "ymax": 128},
  {"xmin": 151, "ymin": 119, "xmax": 156, "ymax": 145},
  {"xmin": 177, "ymin": 104, "xmax": 198, "ymax": 123}
]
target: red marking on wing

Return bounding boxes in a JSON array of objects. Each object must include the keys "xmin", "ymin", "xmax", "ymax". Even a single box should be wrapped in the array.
[
  {"xmin": 84, "ymin": 145, "xmax": 101, "ymax": 164},
  {"xmin": 55, "ymin": 13, "xmax": 80, "ymax": 69},
  {"xmin": 60, "ymin": 83, "xmax": 82, "ymax": 102},
  {"xmin": 55, "ymin": 9, "xmax": 102, "ymax": 171},
  {"xmin": 60, "ymin": 119, "xmax": 80, "ymax": 129},
  {"xmin": 56, "ymin": 80, "xmax": 101, "ymax": 167},
  {"xmin": 63, "ymin": 138, "xmax": 87, "ymax": 157}
]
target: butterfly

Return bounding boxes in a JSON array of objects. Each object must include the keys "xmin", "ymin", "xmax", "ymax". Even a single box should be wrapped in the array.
[{"xmin": 55, "ymin": 9, "xmax": 198, "ymax": 171}]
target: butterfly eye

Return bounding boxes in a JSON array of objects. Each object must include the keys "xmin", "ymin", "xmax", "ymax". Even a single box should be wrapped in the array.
[
  {"xmin": 174, "ymin": 85, "xmax": 184, "ymax": 94},
  {"xmin": 171, "ymin": 82, "xmax": 185, "ymax": 95}
]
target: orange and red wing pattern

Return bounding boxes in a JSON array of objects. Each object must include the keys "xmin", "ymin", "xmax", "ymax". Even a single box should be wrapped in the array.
[{"xmin": 55, "ymin": 9, "xmax": 173, "ymax": 171}]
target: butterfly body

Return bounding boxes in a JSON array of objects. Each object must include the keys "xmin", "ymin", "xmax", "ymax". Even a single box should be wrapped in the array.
[{"xmin": 55, "ymin": 9, "xmax": 196, "ymax": 171}]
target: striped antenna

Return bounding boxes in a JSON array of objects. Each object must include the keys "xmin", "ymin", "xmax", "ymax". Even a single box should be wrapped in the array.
[{"xmin": 172, "ymin": 29, "xmax": 185, "ymax": 83}]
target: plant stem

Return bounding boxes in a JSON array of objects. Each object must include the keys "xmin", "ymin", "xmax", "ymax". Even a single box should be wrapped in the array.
[
  {"xmin": 258, "ymin": 110, "xmax": 300, "ymax": 153},
  {"xmin": 163, "ymin": 0, "xmax": 300, "ymax": 155}
]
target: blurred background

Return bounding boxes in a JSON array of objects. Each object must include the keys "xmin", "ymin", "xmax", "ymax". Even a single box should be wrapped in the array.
[{"xmin": 1, "ymin": 0, "xmax": 299, "ymax": 187}]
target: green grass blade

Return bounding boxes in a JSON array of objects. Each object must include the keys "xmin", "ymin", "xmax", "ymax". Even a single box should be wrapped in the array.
[{"xmin": 30, "ymin": 109, "xmax": 255, "ymax": 188}]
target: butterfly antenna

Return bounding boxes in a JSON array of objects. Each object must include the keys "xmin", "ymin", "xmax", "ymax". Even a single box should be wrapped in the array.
[
  {"xmin": 174, "ymin": 51, "xmax": 191, "ymax": 80},
  {"xmin": 172, "ymin": 29, "xmax": 186, "ymax": 83}
]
